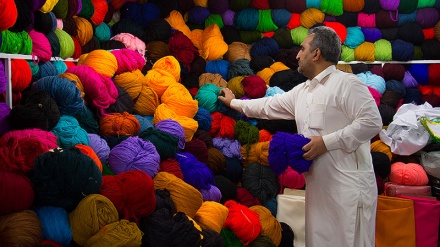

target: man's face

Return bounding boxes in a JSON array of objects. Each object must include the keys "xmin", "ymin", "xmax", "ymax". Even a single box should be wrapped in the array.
[{"xmin": 296, "ymin": 34, "xmax": 316, "ymax": 79}]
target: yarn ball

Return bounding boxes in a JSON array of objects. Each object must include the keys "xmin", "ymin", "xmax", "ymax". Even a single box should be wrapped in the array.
[
  {"xmin": 51, "ymin": 115, "xmax": 89, "ymax": 149},
  {"xmin": 213, "ymin": 137, "xmax": 243, "ymax": 159},
  {"xmin": 278, "ymin": 166, "xmax": 306, "ymax": 190},
  {"xmin": 82, "ymin": 220, "xmax": 143, "ymax": 247},
  {"xmin": 241, "ymin": 163, "xmax": 280, "ymax": 205},
  {"xmin": 382, "ymin": 63, "xmax": 406, "ymax": 81},
  {"xmin": 183, "ymin": 137, "xmax": 210, "ymax": 164},
  {"xmin": 69, "ymin": 194, "xmax": 119, "ymax": 246},
  {"xmin": 378, "ymin": 104, "xmax": 397, "ymax": 126},
  {"xmin": 194, "ymin": 201, "xmax": 229, "ymax": 233},
  {"xmin": 392, "ymin": 39, "xmax": 414, "ymax": 61},
  {"xmin": 249, "ymin": 205, "xmax": 282, "ymax": 246},
  {"xmin": 161, "ymin": 82, "xmax": 199, "ymax": 118},
  {"xmin": 138, "ymin": 128, "xmax": 179, "ymax": 161},
  {"xmin": 0, "ymin": 128, "xmax": 58, "ymax": 174},
  {"xmin": 33, "ymin": 206, "xmax": 72, "ymax": 246},
  {"xmin": 371, "ymin": 151, "xmax": 391, "ymax": 179},
  {"xmin": 195, "ymin": 83, "xmax": 221, "ymax": 113},
  {"xmin": 210, "ymin": 112, "xmax": 236, "ymax": 139},
  {"xmin": 99, "ymin": 112, "xmax": 140, "ymax": 137},
  {"xmin": 389, "ymin": 162, "xmax": 429, "ymax": 186},
  {"xmin": 242, "ymin": 75, "xmax": 267, "ymax": 99},
  {"xmin": 74, "ymin": 107, "xmax": 99, "ymax": 134},
  {"xmin": 105, "ymin": 86, "xmax": 135, "ymax": 114},
  {"xmin": 268, "ymin": 132, "xmax": 312, "ymax": 175},
  {"xmin": 86, "ymin": 134, "xmax": 110, "ymax": 168},
  {"xmin": 223, "ymin": 200, "xmax": 262, "ymax": 245},
  {"xmin": 159, "ymin": 158, "xmax": 184, "ymax": 180},
  {"xmin": 0, "ymin": 171, "xmax": 34, "ymax": 215},
  {"xmin": 199, "ymin": 184, "xmax": 222, "ymax": 202},
  {"xmin": 100, "ymin": 170, "xmax": 156, "ymax": 223},
  {"xmin": 235, "ymin": 187, "xmax": 261, "ymax": 208},
  {"xmin": 108, "ymin": 136, "xmax": 160, "ymax": 177},
  {"xmin": 194, "ymin": 107, "xmax": 213, "ymax": 132},
  {"xmin": 8, "ymin": 90, "xmax": 60, "ymax": 131},
  {"xmin": 75, "ymin": 144, "xmax": 102, "ymax": 172},
  {"xmin": 0, "ymin": 210, "xmax": 42, "ymax": 247},
  {"xmin": 240, "ymin": 141, "xmax": 270, "ymax": 168},
  {"xmin": 153, "ymin": 172, "xmax": 203, "ymax": 218},
  {"xmin": 176, "ymin": 152, "xmax": 215, "ymax": 190},
  {"xmin": 250, "ymin": 37, "xmax": 280, "ymax": 59},
  {"xmin": 30, "ymin": 148, "xmax": 102, "ymax": 211}
]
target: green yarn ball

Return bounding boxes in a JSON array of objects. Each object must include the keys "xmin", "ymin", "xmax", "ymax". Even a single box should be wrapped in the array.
[
  {"xmin": 340, "ymin": 45, "xmax": 355, "ymax": 62},
  {"xmin": 205, "ymin": 14, "xmax": 224, "ymax": 29},
  {"xmin": 290, "ymin": 26, "xmax": 309, "ymax": 46},
  {"xmin": 374, "ymin": 39, "xmax": 393, "ymax": 61},
  {"xmin": 234, "ymin": 120, "xmax": 260, "ymax": 146}
]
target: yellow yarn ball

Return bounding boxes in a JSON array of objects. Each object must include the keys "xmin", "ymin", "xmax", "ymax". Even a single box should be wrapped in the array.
[
  {"xmin": 227, "ymin": 76, "xmax": 245, "ymax": 99},
  {"xmin": 161, "ymin": 83, "xmax": 199, "ymax": 118},
  {"xmin": 371, "ymin": 140, "xmax": 393, "ymax": 161},
  {"xmin": 73, "ymin": 16, "xmax": 94, "ymax": 46},
  {"xmin": 165, "ymin": 10, "xmax": 192, "ymax": 40},
  {"xmin": 69, "ymin": 194, "xmax": 119, "ymax": 246},
  {"xmin": 241, "ymin": 141, "xmax": 270, "ymax": 168},
  {"xmin": 77, "ymin": 49, "xmax": 118, "ymax": 77},
  {"xmin": 145, "ymin": 68, "xmax": 178, "ymax": 98},
  {"xmin": 354, "ymin": 41, "xmax": 375, "ymax": 62},
  {"xmin": 249, "ymin": 205, "xmax": 282, "ymax": 246},
  {"xmin": 256, "ymin": 68, "xmax": 275, "ymax": 85},
  {"xmin": 300, "ymin": 8, "xmax": 325, "ymax": 28},
  {"xmin": 113, "ymin": 69, "xmax": 145, "ymax": 100},
  {"xmin": 194, "ymin": 201, "xmax": 229, "ymax": 233},
  {"xmin": 134, "ymin": 85, "xmax": 159, "ymax": 116},
  {"xmin": 153, "ymin": 172, "xmax": 203, "ymax": 218},
  {"xmin": 83, "ymin": 220, "xmax": 143, "ymax": 247},
  {"xmin": 40, "ymin": 0, "xmax": 59, "ymax": 13},
  {"xmin": 152, "ymin": 55, "xmax": 181, "ymax": 82},
  {"xmin": 200, "ymin": 24, "xmax": 229, "ymax": 61}
]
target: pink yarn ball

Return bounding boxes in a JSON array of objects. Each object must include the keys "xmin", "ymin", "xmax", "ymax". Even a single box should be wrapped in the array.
[
  {"xmin": 111, "ymin": 48, "xmax": 146, "ymax": 74},
  {"xmin": 389, "ymin": 162, "xmax": 429, "ymax": 186},
  {"xmin": 278, "ymin": 166, "xmax": 305, "ymax": 191},
  {"xmin": 110, "ymin": 33, "xmax": 146, "ymax": 56},
  {"xmin": 28, "ymin": 29, "xmax": 52, "ymax": 62},
  {"xmin": 368, "ymin": 86, "xmax": 382, "ymax": 106}
]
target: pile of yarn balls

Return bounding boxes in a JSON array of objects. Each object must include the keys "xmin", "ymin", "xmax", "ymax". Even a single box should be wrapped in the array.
[{"xmin": 0, "ymin": 0, "xmax": 439, "ymax": 246}]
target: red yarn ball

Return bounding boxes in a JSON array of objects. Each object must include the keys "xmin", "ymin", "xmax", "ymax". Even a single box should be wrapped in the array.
[
  {"xmin": 241, "ymin": 75, "xmax": 267, "ymax": 99},
  {"xmin": 11, "ymin": 59, "xmax": 32, "ymax": 92},
  {"xmin": 324, "ymin": 21, "xmax": 347, "ymax": 43},
  {"xmin": 100, "ymin": 170, "xmax": 156, "ymax": 223},
  {"xmin": 159, "ymin": 158, "xmax": 184, "ymax": 180},
  {"xmin": 209, "ymin": 112, "xmax": 236, "ymax": 138},
  {"xmin": 428, "ymin": 64, "xmax": 440, "ymax": 87},
  {"xmin": 382, "ymin": 63, "xmax": 406, "ymax": 81},
  {"xmin": 0, "ymin": 171, "xmax": 34, "ymax": 215},
  {"xmin": 183, "ymin": 137, "xmax": 209, "ymax": 164},
  {"xmin": 224, "ymin": 200, "xmax": 262, "ymax": 245}
]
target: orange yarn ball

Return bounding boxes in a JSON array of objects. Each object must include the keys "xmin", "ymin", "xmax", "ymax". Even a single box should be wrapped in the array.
[
  {"xmin": 75, "ymin": 144, "xmax": 103, "ymax": 172},
  {"xmin": 389, "ymin": 162, "xmax": 429, "ymax": 186},
  {"xmin": 300, "ymin": 8, "xmax": 325, "ymax": 28},
  {"xmin": 343, "ymin": 0, "xmax": 365, "ymax": 12},
  {"xmin": 99, "ymin": 112, "xmax": 141, "ymax": 137},
  {"xmin": 90, "ymin": 0, "xmax": 108, "ymax": 26},
  {"xmin": 259, "ymin": 129, "xmax": 272, "ymax": 142}
]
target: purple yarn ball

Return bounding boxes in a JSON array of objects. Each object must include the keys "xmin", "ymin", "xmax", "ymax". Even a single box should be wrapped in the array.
[
  {"xmin": 222, "ymin": 9, "xmax": 235, "ymax": 26},
  {"xmin": 402, "ymin": 71, "xmax": 419, "ymax": 88},
  {"xmin": 380, "ymin": 0, "xmax": 399, "ymax": 10},
  {"xmin": 155, "ymin": 119, "xmax": 186, "ymax": 150},
  {"xmin": 199, "ymin": 185, "xmax": 222, "ymax": 202},
  {"xmin": 208, "ymin": 0, "xmax": 229, "ymax": 15},
  {"xmin": 108, "ymin": 136, "xmax": 160, "ymax": 177},
  {"xmin": 268, "ymin": 132, "xmax": 312, "ymax": 175},
  {"xmin": 0, "ymin": 102, "xmax": 11, "ymax": 136},
  {"xmin": 88, "ymin": 133, "xmax": 110, "ymax": 165},
  {"xmin": 361, "ymin": 27, "xmax": 382, "ymax": 43},
  {"xmin": 416, "ymin": 7, "xmax": 440, "ymax": 28},
  {"xmin": 176, "ymin": 152, "xmax": 216, "ymax": 190},
  {"xmin": 212, "ymin": 137, "xmax": 242, "ymax": 159},
  {"xmin": 188, "ymin": 6, "xmax": 211, "ymax": 25},
  {"xmin": 0, "ymin": 60, "xmax": 6, "ymax": 94}
]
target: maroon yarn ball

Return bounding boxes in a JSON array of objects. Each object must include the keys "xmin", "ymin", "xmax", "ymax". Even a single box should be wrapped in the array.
[{"xmin": 241, "ymin": 75, "xmax": 267, "ymax": 99}]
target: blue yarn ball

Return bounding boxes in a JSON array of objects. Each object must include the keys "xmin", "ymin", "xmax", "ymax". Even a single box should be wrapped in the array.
[
  {"xmin": 386, "ymin": 79, "xmax": 406, "ymax": 98},
  {"xmin": 37, "ymin": 61, "xmax": 58, "ymax": 79},
  {"xmin": 222, "ymin": 156, "xmax": 243, "ymax": 183},
  {"xmin": 188, "ymin": 6, "xmax": 211, "ymax": 24},
  {"xmin": 306, "ymin": 0, "xmax": 322, "ymax": 9},
  {"xmin": 404, "ymin": 87, "xmax": 423, "ymax": 105},
  {"xmin": 32, "ymin": 76, "xmax": 85, "ymax": 116},
  {"xmin": 361, "ymin": 27, "xmax": 382, "ymax": 43},
  {"xmin": 265, "ymin": 86, "xmax": 285, "ymax": 97},
  {"xmin": 234, "ymin": 7, "xmax": 259, "ymax": 31},
  {"xmin": 271, "ymin": 9, "xmax": 291, "ymax": 28},
  {"xmin": 51, "ymin": 115, "xmax": 89, "ymax": 148},
  {"xmin": 264, "ymin": 198, "xmax": 278, "ymax": 217},
  {"xmin": 194, "ymin": 107, "xmax": 212, "ymax": 132},
  {"xmin": 357, "ymin": 71, "xmax": 387, "ymax": 94},
  {"xmin": 205, "ymin": 59, "xmax": 231, "ymax": 80},
  {"xmin": 407, "ymin": 63, "xmax": 429, "ymax": 85},
  {"xmin": 344, "ymin": 26, "xmax": 365, "ymax": 49},
  {"xmin": 268, "ymin": 132, "xmax": 312, "ymax": 175},
  {"xmin": 134, "ymin": 114, "xmax": 154, "ymax": 132},
  {"xmin": 392, "ymin": 39, "xmax": 414, "ymax": 61},
  {"xmin": 34, "ymin": 206, "xmax": 73, "ymax": 246},
  {"xmin": 398, "ymin": 11, "xmax": 417, "ymax": 26},
  {"xmin": 250, "ymin": 37, "xmax": 280, "ymax": 59},
  {"xmin": 176, "ymin": 152, "xmax": 216, "ymax": 190}
]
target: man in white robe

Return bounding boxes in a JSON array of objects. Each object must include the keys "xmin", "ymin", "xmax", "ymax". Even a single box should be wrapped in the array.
[{"xmin": 218, "ymin": 26, "xmax": 382, "ymax": 247}]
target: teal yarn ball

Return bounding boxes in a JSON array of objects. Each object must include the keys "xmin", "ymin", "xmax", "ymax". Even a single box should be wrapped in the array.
[
  {"xmin": 51, "ymin": 115, "xmax": 89, "ymax": 149},
  {"xmin": 30, "ymin": 147, "xmax": 102, "ymax": 211},
  {"xmin": 344, "ymin": 26, "xmax": 365, "ymax": 49},
  {"xmin": 195, "ymin": 83, "xmax": 222, "ymax": 113},
  {"xmin": 138, "ymin": 127, "xmax": 179, "ymax": 160},
  {"xmin": 234, "ymin": 7, "xmax": 259, "ymax": 31},
  {"xmin": 95, "ymin": 22, "xmax": 112, "ymax": 42}
]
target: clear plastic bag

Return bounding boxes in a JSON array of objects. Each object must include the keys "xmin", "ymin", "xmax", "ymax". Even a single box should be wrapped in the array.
[{"xmin": 421, "ymin": 151, "xmax": 440, "ymax": 179}]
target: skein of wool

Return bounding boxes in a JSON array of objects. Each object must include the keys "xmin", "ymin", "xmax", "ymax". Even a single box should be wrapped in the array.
[
  {"xmin": 389, "ymin": 162, "xmax": 429, "ymax": 186},
  {"xmin": 30, "ymin": 147, "xmax": 102, "ymax": 211},
  {"xmin": 153, "ymin": 172, "xmax": 203, "ymax": 218},
  {"xmin": 241, "ymin": 163, "xmax": 280, "ymax": 205},
  {"xmin": 195, "ymin": 83, "xmax": 222, "ymax": 113},
  {"xmin": 236, "ymin": 187, "xmax": 261, "ymax": 208},
  {"xmin": 159, "ymin": 158, "xmax": 184, "ymax": 180},
  {"xmin": 224, "ymin": 200, "xmax": 262, "ymax": 245},
  {"xmin": 241, "ymin": 141, "xmax": 270, "ymax": 167},
  {"xmin": 145, "ymin": 68, "xmax": 178, "ymax": 98},
  {"xmin": 108, "ymin": 136, "xmax": 160, "ymax": 177},
  {"xmin": 0, "ymin": 0, "xmax": 18, "ymax": 31},
  {"xmin": 183, "ymin": 137, "xmax": 210, "ymax": 164},
  {"xmin": 99, "ymin": 112, "xmax": 140, "ymax": 137},
  {"xmin": 0, "ymin": 171, "xmax": 34, "ymax": 215},
  {"xmin": 105, "ymin": 86, "xmax": 135, "ymax": 114},
  {"xmin": 200, "ymin": 24, "xmax": 229, "ymax": 61},
  {"xmin": 268, "ymin": 132, "xmax": 312, "ymax": 175},
  {"xmin": 33, "ymin": 206, "xmax": 73, "ymax": 246},
  {"xmin": 77, "ymin": 49, "xmax": 118, "ymax": 78},
  {"xmin": 200, "ymin": 184, "xmax": 222, "ymax": 202},
  {"xmin": 194, "ymin": 201, "xmax": 229, "ymax": 233},
  {"xmin": 0, "ymin": 128, "xmax": 58, "ymax": 174},
  {"xmin": 155, "ymin": 119, "xmax": 186, "ymax": 150},
  {"xmin": 176, "ymin": 152, "xmax": 216, "ymax": 190},
  {"xmin": 0, "ymin": 210, "xmax": 42, "ymax": 246},
  {"xmin": 249, "ymin": 205, "xmax": 282, "ymax": 246},
  {"xmin": 213, "ymin": 137, "xmax": 243, "ymax": 159},
  {"xmin": 100, "ymin": 170, "xmax": 156, "ymax": 223},
  {"xmin": 138, "ymin": 127, "xmax": 179, "ymax": 160},
  {"xmin": 75, "ymin": 144, "xmax": 102, "ymax": 172},
  {"xmin": 51, "ymin": 115, "xmax": 89, "ymax": 149},
  {"xmin": 206, "ymin": 147, "xmax": 227, "ymax": 175},
  {"xmin": 83, "ymin": 220, "xmax": 143, "ymax": 247},
  {"xmin": 111, "ymin": 48, "xmax": 146, "ymax": 74},
  {"xmin": 161, "ymin": 83, "xmax": 199, "ymax": 118},
  {"xmin": 69, "ymin": 194, "xmax": 119, "ymax": 246}
]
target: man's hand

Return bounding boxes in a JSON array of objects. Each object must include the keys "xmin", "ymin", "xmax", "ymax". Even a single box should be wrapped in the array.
[
  {"xmin": 302, "ymin": 136, "xmax": 327, "ymax": 160},
  {"xmin": 218, "ymin": 88, "xmax": 236, "ymax": 107}
]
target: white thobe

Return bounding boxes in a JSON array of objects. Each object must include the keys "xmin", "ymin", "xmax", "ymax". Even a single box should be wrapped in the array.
[{"xmin": 230, "ymin": 65, "xmax": 383, "ymax": 247}]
